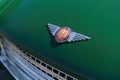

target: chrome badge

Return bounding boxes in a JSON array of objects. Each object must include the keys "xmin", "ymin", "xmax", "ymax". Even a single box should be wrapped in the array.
[{"xmin": 47, "ymin": 23, "xmax": 91, "ymax": 43}]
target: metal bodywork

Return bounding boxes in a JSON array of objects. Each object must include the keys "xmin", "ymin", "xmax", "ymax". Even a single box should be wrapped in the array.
[{"xmin": 0, "ymin": 0, "xmax": 120, "ymax": 80}]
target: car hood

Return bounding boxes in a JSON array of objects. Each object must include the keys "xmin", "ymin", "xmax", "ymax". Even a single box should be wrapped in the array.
[{"xmin": 0, "ymin": 0, "xmax": 120, "ymax": 80}]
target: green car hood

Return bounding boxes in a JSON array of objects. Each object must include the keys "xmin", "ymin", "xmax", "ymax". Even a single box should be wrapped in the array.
[{"xmin": 0, "ymin": 0, "xmax": 120, "ymax": 80}]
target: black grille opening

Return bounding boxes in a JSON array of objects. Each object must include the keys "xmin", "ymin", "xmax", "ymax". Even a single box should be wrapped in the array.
[
  {"xmin": 27, "ymin": 54, "xmax": 30, "ymax": 57},
  {"xmin": 41, "ymin": 70, "xmax": 46, "ymax": 73},
  {"xmin": 47, "ymin": 65, "xmax": 52, "ymax": 71},
  {"xmin": 23, "ymin": 50, "xmax": 26, "ymax": 53},
  {"xmin": 31, "ymin": 56, "xmax": 35, "ymax": 60},
  {"xmin": 47, "ymin": 73, "xmax": 52, "ymax": 77},
  {"xmin": 36, "ymin": 59, "xmax": 41, "ymax": 63},
  {"xmin": 32, "ymin": 64, "xmax": 35, "ymax": 66},
  {"xmin": 60, "ymin": 72, "xmax": 66, "ymax": 78},
  {"xmin": 36, "ymin": 66, "xmax": 41, "ymax": 70},
  {"xmin": 67, "ymin": 76, "xmax": 73, "ymax": 80},
  {"xmin": 53, "ymin": 69, "xmax": 59, "ymax": 74},
  {"xmin": 19, "ymin": 48, "xmax": 22, "ymax": 50},
  {"xmin": 41, "ymin": 62, "xmax": 46, "ymax": 67},
  {"xmin": 53, "ymin": 77, "xmax": 59, "ymax": 80}
]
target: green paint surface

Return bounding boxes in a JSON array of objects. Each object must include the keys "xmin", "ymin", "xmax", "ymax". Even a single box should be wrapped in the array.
[{"xmin": 0, "ymin": 0, "xmax": 120, "ymax": 80}]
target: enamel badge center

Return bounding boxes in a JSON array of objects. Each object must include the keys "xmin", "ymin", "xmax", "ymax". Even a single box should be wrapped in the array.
[{"xmin": 47, "ymin": 23, "xmax": 91, "ymax": 43}]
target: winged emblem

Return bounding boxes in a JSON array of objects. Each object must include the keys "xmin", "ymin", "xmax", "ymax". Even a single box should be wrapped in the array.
[{"xmin": 47, "ymin": 23, "xmax": 91, "ymax": 43}]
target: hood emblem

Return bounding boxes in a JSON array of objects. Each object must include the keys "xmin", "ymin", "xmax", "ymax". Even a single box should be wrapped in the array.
[{"xmin": 47, "ymin": 23, "xmax": 91, "ymax": 43}]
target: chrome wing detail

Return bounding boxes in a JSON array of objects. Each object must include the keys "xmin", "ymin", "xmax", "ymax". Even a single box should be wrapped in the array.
[
  {"xmin": 47, "ymin": 23, "xmax": 61, "ymax": 36},
  {"xmin": 67, "ymin": 32, "xmax": 91, "ymax": 42}
]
